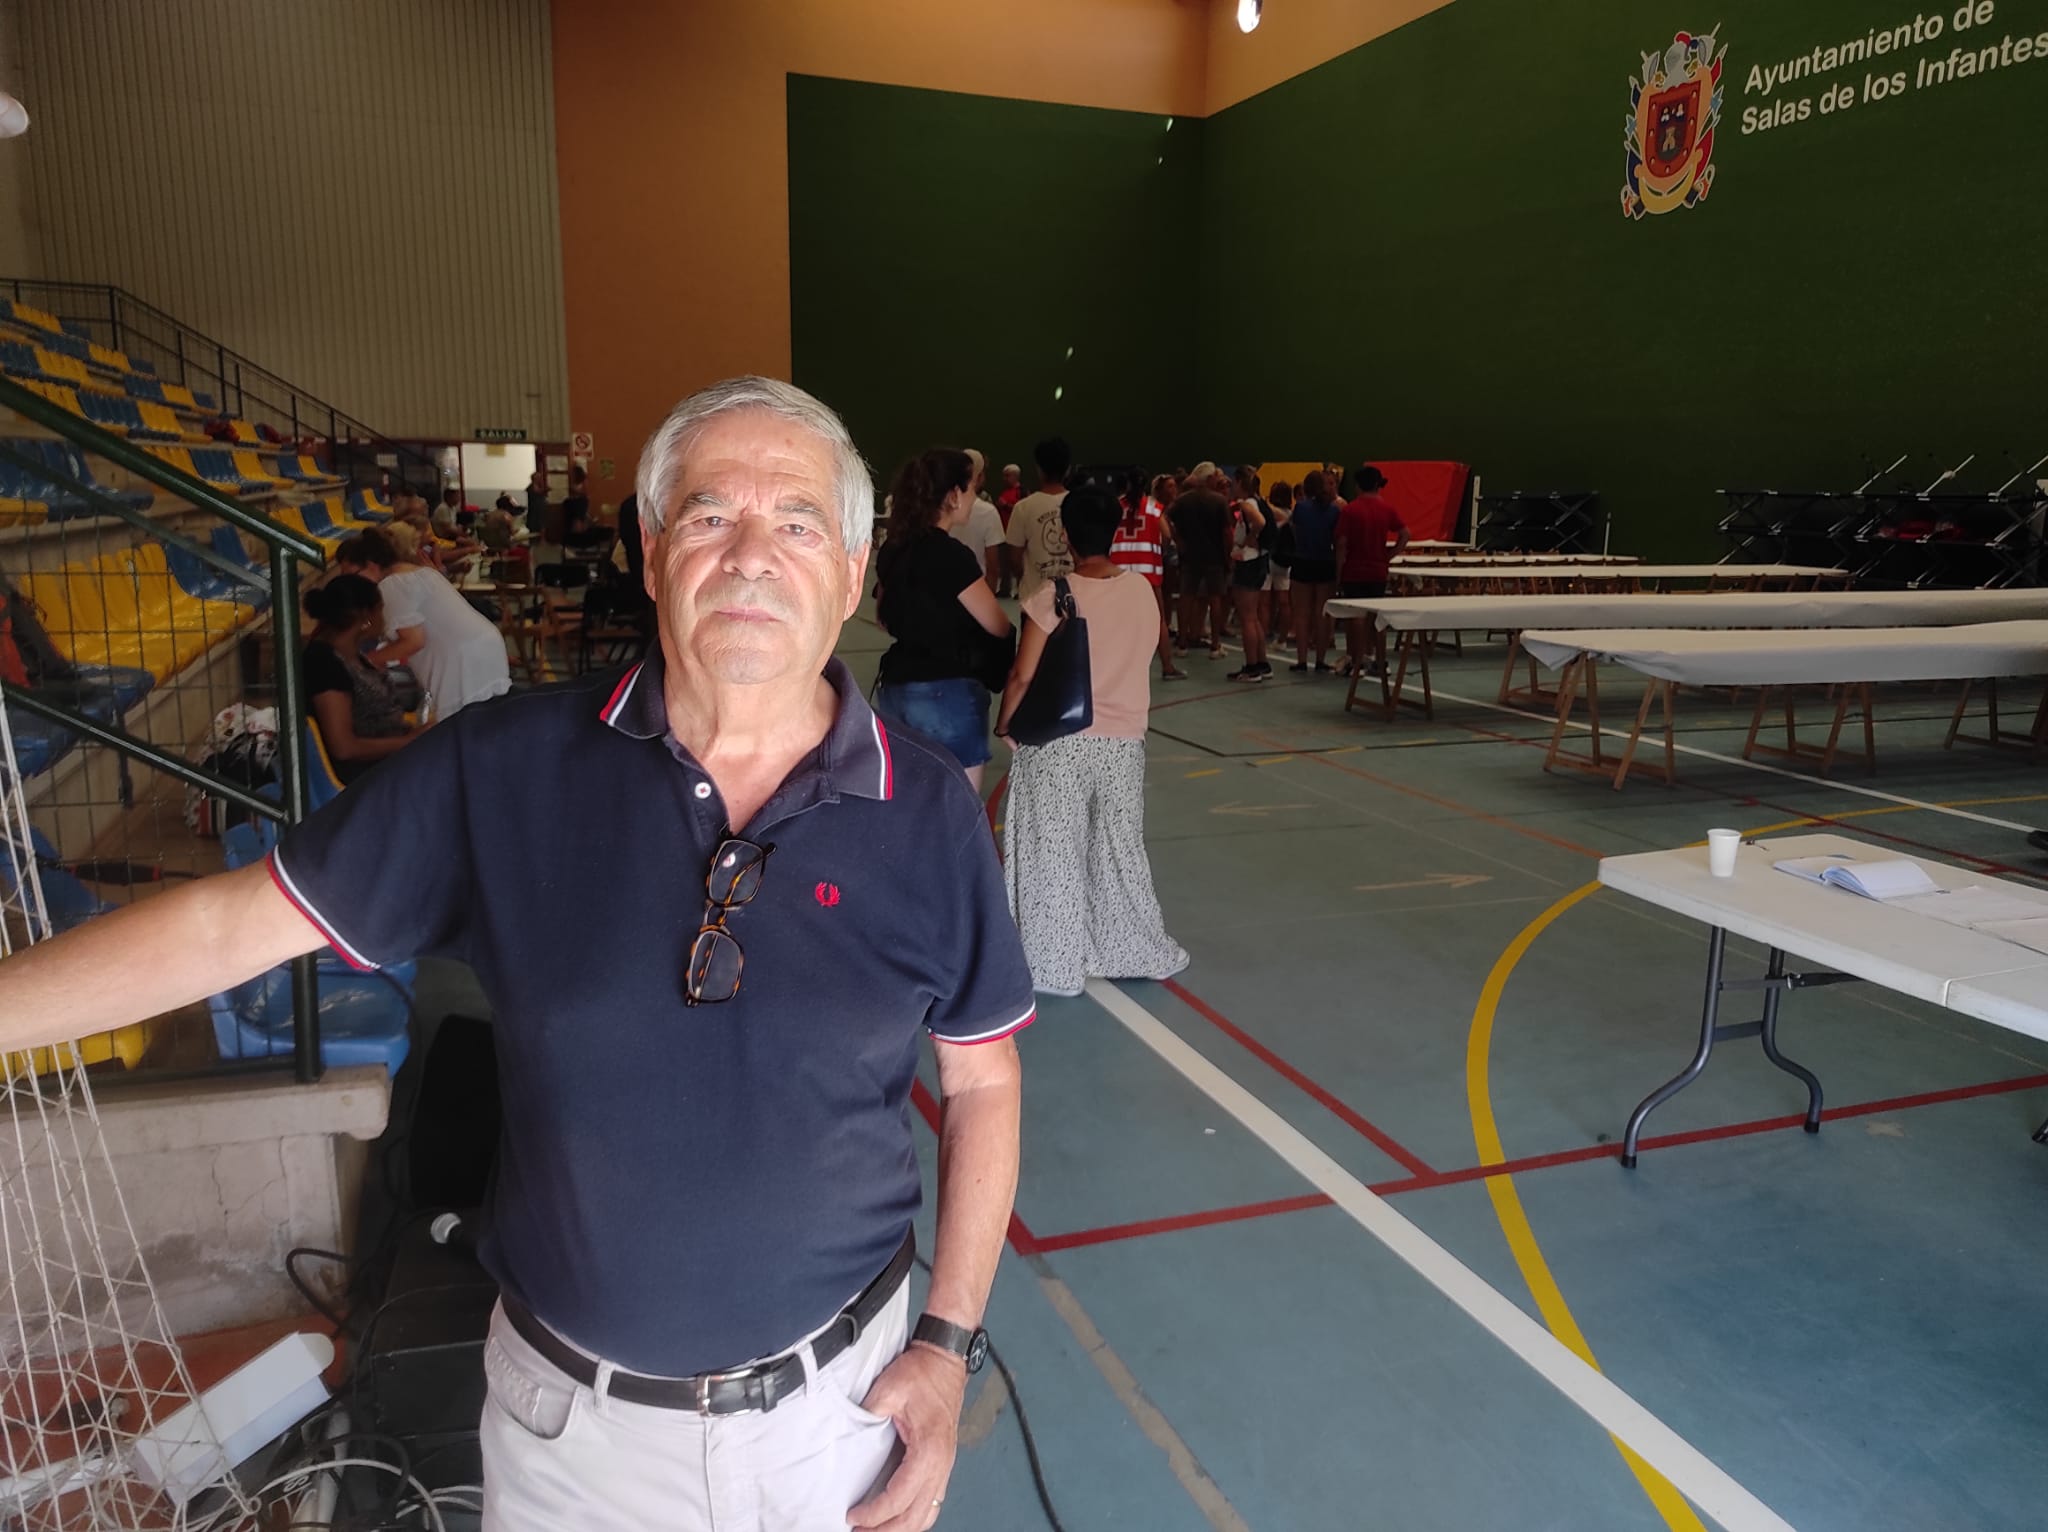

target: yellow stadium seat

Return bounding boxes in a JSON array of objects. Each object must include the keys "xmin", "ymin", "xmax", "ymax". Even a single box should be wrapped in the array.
[
  {"xmin": 137, "ymin": 401, "xmax": 184, "ymax": 437},
  {"xmin": 3, "ymin": 1025, "xmax": 152, "ymax": 1081},
  {"xmin": 232, "ymin": 450, "xmax": 292, "ymax": 490},
  {"xmin": 10, "ymin": 303, "xmax": 62, "ymax": 334},
  {"xmin": 86, "ymin": 342, "xmax": 133, "ymax": 373},
  {"xmin": 273, "ymin": 503, "xmax": 342, "ymax": 556},
  {"xmin": 146, "ymin": 444, "xmax": 199, "ymax": 477},
  {"xmin": 226, "ymin": 420, "xmax": 262, "ymax": 445},
  {"xmin": 0, "ymin": 498, "xmax": 50, "ymax": 527},
  {"xmin": 23, "ymin": 548, "xmax": 251, "ymax": 682},
  {"xmin": 160, "ymin": 384, "xmax": 199, "ymax": 411},
  {"xmin": 21, "ymin": 379, "xmax": 84, "ymax": 417},
  {"xmin": 35, "ymin": 348, "xmax": 90, "ymax": 387}
]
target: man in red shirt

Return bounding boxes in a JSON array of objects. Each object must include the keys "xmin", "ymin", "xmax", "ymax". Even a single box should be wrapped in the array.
[{"xmin": 1332, "ymin": 465, "xmax": 1409, "ymax": 677}]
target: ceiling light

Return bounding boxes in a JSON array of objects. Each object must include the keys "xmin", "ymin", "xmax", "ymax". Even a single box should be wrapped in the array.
[
  {"xmin": 1237, "ymin": 0, "xmax": 1262, "ymax": 34},
  {"xmin": 0, "ymin": 93, "xmax": 28, "ymax": 139}
]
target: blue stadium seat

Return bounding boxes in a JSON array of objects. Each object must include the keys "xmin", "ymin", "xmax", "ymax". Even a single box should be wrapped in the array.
[
  {"xmin": 0, "ymin": 339, "xmax": 50, "ymax": 379},
  {"xmin": 26, "ymin": 440, "xmax": 153, "ymax": 517},
  {"xmin": 190, "ymin": 389, "xmax": 218, "ymax": 413},
  {"xmin": 164, "ymin": 537, "xmax": 265, "ymax": 608},
  {"xmin": 129, "ymin": 357, "xmax": 157, "ymax": 376},
  {"xmin": 204, "ymin": 963, "xmax": 413, "ymax": 1076},
  {"xmin": 123, "ymin": 375, "xmax": 167, "ymax": 404},
  {"xmin": 5, "ymin": 705, "xmax": 78, "ymax": 778},
  {"xmin": 76, "ymin": 391, "xmax": 146, "ymax": 436},
  {"xmin": 0, "ymin": 827, "xmax": 112, "ymax": 932},
  {"xmin": 58, "ymin": 319, "xmax": 92, "ymax": 340},
  {"xmin": 299, "ymin": 500, "xmax": 341, "ymax": 535},
  {"xmin": 210, "ymin": 820, "xmax": 415, "ymax": 1073}
]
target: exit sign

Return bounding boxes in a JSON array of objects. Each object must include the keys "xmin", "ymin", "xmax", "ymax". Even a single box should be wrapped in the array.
[{"xmin": 474, "ymin": 426, "xmax": 527, "ymax": 442}]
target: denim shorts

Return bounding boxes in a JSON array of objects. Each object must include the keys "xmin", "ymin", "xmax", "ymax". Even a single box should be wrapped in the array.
[{"xmin": 873, "ymin": 677, "xmax": 993, "ymax": 769}]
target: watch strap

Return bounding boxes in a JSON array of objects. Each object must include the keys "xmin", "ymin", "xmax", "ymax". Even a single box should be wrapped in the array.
[{"xmin": 911, "ymin": 1313, "xmax": 977, "ymax": 1359}]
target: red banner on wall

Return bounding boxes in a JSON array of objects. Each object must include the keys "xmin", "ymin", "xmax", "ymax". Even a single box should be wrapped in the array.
[{"xmin": 1365, "ymin": 461, "xmax": 1470, "ymax": 543}]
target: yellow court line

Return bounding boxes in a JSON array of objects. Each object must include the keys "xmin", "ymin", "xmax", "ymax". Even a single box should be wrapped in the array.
[
  {"xmin": 1465, "ymin": 883, "xmax": 1707, "ymax": 1531},
  {"xmin": 1185, "ymin": 767, "xmax": 1222, "ymax": 779},
  {"xmin": 1463, "ymin": 788, "xmax": 2048, "ymax": 1530}
]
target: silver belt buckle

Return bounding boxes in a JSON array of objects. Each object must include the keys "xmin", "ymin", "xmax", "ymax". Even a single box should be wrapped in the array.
[{"xmin": 694, "ymin": 1364, "xmax": 749, "ymax": 1414}]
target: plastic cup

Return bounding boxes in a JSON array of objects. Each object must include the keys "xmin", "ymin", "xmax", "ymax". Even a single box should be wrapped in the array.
[{"xmin": 1707, "ymin": 828, "xmax": 1741, "ymax": 877}]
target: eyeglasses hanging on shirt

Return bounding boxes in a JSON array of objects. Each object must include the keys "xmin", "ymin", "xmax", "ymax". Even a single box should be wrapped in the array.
[{"xmin": 685, "ymin": 835, "xmax": 775, "ymax": 1005}]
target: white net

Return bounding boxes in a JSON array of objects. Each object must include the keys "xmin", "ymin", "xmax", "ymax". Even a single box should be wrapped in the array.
[{"xmin": 0, "ymin": 703, "xmax": 258, "ymax": 1528}]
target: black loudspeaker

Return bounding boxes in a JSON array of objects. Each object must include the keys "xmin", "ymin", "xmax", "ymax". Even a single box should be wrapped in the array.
[{"xmin": 407, "ymin": 1014, "xmax": 500, "ymax": 1210}]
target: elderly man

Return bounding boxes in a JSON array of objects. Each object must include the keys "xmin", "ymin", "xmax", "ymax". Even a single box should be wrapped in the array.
[
  {"xmin": 0, "ymin": 376, "xmax": 1033, "ymax": 1532},
  {"xmin": 1168, "ymin": 462, "xmax": 1232, "ymax": 659}
]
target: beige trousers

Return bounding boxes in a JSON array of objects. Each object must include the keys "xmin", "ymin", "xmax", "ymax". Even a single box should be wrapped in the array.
[{"xmin": 480, "ymin": 1287, "xmax": 908, "ymax": 1531}]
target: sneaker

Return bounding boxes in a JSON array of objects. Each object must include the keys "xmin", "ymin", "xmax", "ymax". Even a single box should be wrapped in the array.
[
  {"xmin": 1226, "ymin": 666, "xmax": 1267, "ymax": 683},
  {"xmin": 1315, "ymin": 661, "xmax": 1335, "ymax": 674},
  {"xmin": 1288, "ymin": 662, "xmax": 1309, "ymax": 673},
  {"xmin": 1161, "ymin": 667, "xmax": 1189, "ymax": 681},
  {"xmin": 1253, "ymin": 661, "xmax": 1274, "ymax": 677}
]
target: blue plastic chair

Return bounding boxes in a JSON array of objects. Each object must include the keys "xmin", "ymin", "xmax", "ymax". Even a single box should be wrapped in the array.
[
  {"xmin": 299, "ymin": 500, "xmax": 341, "ymax": 535},
  {"xmin": 163, "ymin": 537, "xmax": 264, "ymax": 608},
  {"xmin": 29, "ymin": 440, "xmax": 153, "ymax": 516},
  {"xmin": 77, "ymin": 392, "xmax": 146, "ymax": 435},
  {"xmin": 0, "ymin": 827, "xmax": 113, "ymax": 932},
  {"xmin": 5, "ymin": 705, "xmax": 77, "ymax": 779},
  {"xmin": 0, "ymin": 339, "xmax": 46, "ymax": 378},
  {"xmin": 124, "ymin": 375, "xmax": 167, "ymax": 404},
  {"xmin": 190, "ymin": 389, "xmax": 218, "ymax": 413},
  {"xmin": 210, "ymin": 821, "xmax": 415, "ymax": 1075}
]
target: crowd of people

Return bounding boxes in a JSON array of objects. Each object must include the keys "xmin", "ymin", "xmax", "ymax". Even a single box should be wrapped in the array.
[{"xmin": 869, "ymin": 438, "xmax": 1412, "ymax": 998}]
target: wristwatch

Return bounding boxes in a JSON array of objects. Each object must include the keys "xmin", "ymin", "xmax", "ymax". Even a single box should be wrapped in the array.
[{"xmin": 912, "ymin": 1314, "xmax": 990, "ymax": 1374}]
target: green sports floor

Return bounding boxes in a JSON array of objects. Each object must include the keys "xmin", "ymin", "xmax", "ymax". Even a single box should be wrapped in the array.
[{"xmin": 839, "ymin": 610, "xmax": 2048, "ymax": 1532}]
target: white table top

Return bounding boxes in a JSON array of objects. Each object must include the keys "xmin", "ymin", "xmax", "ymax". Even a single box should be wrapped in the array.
[
  {"xmin": 1598, "ymin": 833, "xmax": 2048, "ymax": 1042},
  {"xmin": 1401, "ymin": 563, "xmax": 1849, "ymax": 584},
  {"xmin": 1390, "ymin": 552, "xmax": 1640, "ymax": 566},
  {"xmin": 1519, "ymin": 620, "xmax": 2048, "ymax": 685},
  {"xmin": 1326, "ymin": 588, "xmax": 2048, "ymax": 634}
]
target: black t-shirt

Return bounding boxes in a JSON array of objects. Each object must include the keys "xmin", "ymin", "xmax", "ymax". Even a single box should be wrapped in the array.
[
  {"xmin": 1170, "ymin": 491, "xmax": 1231, "ymax": 570},
  {"xmin": 876, "ymin": 529, "xmax": 990, "ymax": 686},
  {"xmin": 304, "ymin": 639, "xmax": 352, "ymax": 699}
]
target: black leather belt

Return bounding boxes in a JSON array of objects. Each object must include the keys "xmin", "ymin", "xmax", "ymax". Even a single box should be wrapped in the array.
[{"xmin": 500, "ymin": 1230, "xmax": 914, "ymax": 1415}]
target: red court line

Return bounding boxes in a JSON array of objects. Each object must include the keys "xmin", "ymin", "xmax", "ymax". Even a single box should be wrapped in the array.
[
  {"xmin": 1024, "ymin": 1068, "xmax": 2048, "ymax": 1253},
  {"xmin": 1158, "ymin": 977, "xmax": 1436, "ymax": 1177},
  {"xmin": 908, "ymin": 1076, "xmax": 1043, "ymax": 1256},
  {"xmin": 1030, "ymin": 1194, "xmax": 1333, "ymax": 1254}
]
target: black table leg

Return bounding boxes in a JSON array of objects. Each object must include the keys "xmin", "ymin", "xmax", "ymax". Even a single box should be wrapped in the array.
[
  {"xmin": 1621, "ymin": 931, "xmax": 1845, "ymax": 1168},
  {"xmin": 1757, "ymin": 947, "xmax": 1823, "ymax": 1133}
]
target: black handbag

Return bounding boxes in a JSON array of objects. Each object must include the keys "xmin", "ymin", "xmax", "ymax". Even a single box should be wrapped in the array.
[{"xmin": 1005, "ymin": 577, "xmax": 1092, "ymax": 746}]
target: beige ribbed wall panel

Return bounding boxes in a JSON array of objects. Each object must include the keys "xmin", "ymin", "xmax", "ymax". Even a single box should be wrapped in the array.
[{"xmin": 14, "ymin": 0, "xmax": 568, "ymax": 440}]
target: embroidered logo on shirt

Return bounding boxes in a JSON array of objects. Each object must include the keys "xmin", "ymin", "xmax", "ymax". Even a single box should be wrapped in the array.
[{"xmin": 814, "ymin": 882, "xmax": 841, "ymax": 907}]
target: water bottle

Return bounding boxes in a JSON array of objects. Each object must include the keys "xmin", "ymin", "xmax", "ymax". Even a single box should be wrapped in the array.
[{"xmin": 418, "ymin": 690, "xmax": 435, "ymax": 727}]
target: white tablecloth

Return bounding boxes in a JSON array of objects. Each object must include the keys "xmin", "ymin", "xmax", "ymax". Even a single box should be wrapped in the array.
[
  {"xmin": 1325, "ymin": 587, "xmax": 2048, "ymax": 634},
  {"xmin": 1519, "ymin": 620, "xmax": 2048, "ymax": 685},
  {"xmin": 1404, "ymin": 563, "xmax": 1846, "ymax": 584}
]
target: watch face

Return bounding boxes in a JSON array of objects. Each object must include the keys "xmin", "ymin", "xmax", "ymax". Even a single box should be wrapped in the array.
[{"xmin": 965, "ymin": 1328, "xmax": 990, "ymax": 1375}]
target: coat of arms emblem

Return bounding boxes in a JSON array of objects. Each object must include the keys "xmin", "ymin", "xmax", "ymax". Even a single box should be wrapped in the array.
[{"xmin": 1622, "ymin": 27, "xmax": 1724, "ymax": 219}]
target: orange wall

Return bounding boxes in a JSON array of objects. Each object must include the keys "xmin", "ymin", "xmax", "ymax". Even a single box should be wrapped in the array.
[
  {"xmin": 550, "ymin": 0, "xmax": 1209, "ymax": 497},
  {"xmin": 1201, "ymin": 0, "xmax": 1456, "ymax": 112}
]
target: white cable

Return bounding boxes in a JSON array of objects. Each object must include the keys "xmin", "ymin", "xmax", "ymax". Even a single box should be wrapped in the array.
[{"xmin": 249, "ymin": 1455, "xmax": 448, "ymax": 1532}]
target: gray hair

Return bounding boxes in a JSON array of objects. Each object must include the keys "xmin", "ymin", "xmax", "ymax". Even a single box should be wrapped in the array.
[{"xmin": 634, "ymin": 376, "xmax": 875, "ymax": 550}]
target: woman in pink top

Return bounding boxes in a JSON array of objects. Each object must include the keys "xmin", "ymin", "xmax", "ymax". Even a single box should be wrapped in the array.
[{"xmin": 996, "ymin": 486, "xmax": 1188, "ymax": 997}]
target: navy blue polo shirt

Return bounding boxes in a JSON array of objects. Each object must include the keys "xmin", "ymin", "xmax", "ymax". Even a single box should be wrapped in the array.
[{"xmin": 268, "ymin": 650, "xmax": 1035, "ymax": 1376}]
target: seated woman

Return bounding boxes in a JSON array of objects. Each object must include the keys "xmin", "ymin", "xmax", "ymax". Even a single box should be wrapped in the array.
[
  {"xmin": 302, "ymin": 574, "xmax": 417, "ymax": 783},
  {"xmin": 996, "ymin": 485, "xmax": 1188, "ymax": 996},
  {"xmin": 332, "ymin": 526, "xmax": 512, "ymax": 719}
]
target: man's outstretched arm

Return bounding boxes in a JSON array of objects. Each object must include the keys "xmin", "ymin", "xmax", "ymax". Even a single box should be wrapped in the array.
[{"xmin": 0, "ymin": 862, "xmax": 327, "ymax": 1053}]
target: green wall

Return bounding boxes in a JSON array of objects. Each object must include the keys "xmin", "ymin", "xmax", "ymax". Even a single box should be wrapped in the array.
[
  {"xmin": 787, "ymin": 74, "xmax": 1203, "ymax": 494},
  {"xmin": 1198, "ymin": 0, "xmax": 2048, "ymax": 557},
  {"xmin": 788, "ymin": 5, "xmax": 2048, "ymax": 557}
]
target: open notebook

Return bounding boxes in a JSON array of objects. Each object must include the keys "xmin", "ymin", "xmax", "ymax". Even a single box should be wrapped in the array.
[
  {"xmin": 1773, "ymin": 855, "xmax": 1936, "ymax": 900},
  {"xmin": 1774, "ymin": 853, "xmax": 2048, "ymax": 956}
]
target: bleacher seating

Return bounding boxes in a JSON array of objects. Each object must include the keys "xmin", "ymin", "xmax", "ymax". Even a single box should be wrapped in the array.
[
  {"xmin": 1, "ymin": 438, "xmax": 154, "ymax": 519},
  {"xmin": 164, "ymin": 532, "xmax": 267, "ymax": 610},
  {"xmin": 18, "ymin": 541, "xmax": 260, "ymax": 680}
]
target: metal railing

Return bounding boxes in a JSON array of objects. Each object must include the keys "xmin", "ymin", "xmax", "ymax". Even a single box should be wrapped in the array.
[
  {"xmin": 1, "ymin": 277, "xmax": 441, "ymax": 499},
  {"xmin": 0, "ymin": 372, "xmax": 331, "ymax": 1083}
]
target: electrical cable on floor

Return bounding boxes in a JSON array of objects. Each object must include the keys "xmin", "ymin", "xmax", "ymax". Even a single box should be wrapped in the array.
[{"xmin": 912, "ymin": 1252, "xmax": 1066, "ymax": 1532}]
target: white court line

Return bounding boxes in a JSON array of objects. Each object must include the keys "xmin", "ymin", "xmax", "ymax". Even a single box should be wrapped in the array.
[
  {"xmin": 1082, "ymin": 978, "xmax": 1798, "ymax": 1532},
  {"xmin": 1429, "ymin": 685, "xmax": 2036, "ymax": 833}
]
